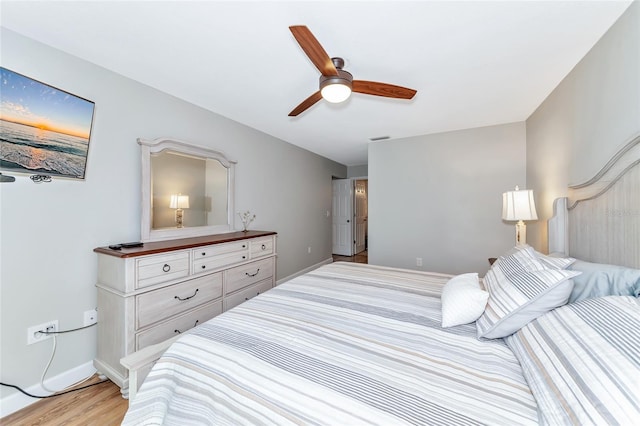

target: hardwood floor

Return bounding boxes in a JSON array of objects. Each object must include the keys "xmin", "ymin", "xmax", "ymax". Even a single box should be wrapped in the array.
[
  {"xmin": 2, "ymin": 253, "xmax": 366, "ymax": 425},
  {"xmin": 1, "ymin": 375, "xmax": 128, "ymax": 426},
  {"xmin": 333, "ymin": 250, "xmax": 368, "ymax": 264}
]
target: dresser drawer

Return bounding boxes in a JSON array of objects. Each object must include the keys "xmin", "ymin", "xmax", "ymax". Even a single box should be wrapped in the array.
[
  {"xmin": 135, "ymin": 300, "xmax": 222, "ymax": 350},
  {"xmin": 136, "ymin": 252, "xmax": 190, "ymax": 289},
  {"xmin": 136, "ymin": 272, "xmax": 222, "ymax": 329},
  {"xmin": 224, "ymin": 258, "xmax": 274, "ymax": 295},
  {"xmin": 250, "ymin": 236, "xmax": 275, "ymax": 258},
  {"xmin": 192, "ymin": 242, "xmax": 249, "ymax": 274},
  {"xmin": 223, "ymin": 279, "xmax": 272, "ymax": 311},
  {"xmin": 192, "ymin": 240, "xmax": 249, "ymax": 260}
]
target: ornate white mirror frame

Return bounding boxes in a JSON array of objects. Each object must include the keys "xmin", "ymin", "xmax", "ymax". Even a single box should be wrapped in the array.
[{"xmin": 138, "ymin": 137, "xmax": 236, "ymax": 242}]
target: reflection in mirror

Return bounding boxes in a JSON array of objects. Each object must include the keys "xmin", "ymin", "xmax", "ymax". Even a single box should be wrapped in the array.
[
  {"xmin": 151, "ymin": 151, "xmax": 228, "ymax": 230},
  {"xmin": 139, "ymin": 137, "xmax": 236, "ymax": 242}
]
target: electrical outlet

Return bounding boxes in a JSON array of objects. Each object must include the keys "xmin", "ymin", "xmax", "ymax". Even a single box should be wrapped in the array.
[
  {"xmin": 27, "ymin": 320, "xmax": 58, "ymax": 345},
  {"xmin": 416, "ymin": 257, "xmax": 423, "ymax": 267},
  {"xmin": 84, "ymin": 309, "xmax": 98, "ymax": 326}
]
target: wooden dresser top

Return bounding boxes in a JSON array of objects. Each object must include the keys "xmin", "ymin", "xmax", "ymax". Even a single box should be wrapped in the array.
[{"xmin": 94, "ymin": 230, "xmax": 277, "ymax": 258}]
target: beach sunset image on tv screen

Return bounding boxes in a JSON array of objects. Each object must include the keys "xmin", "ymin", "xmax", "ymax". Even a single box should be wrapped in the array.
[{"xmin": 0, "ymin": 67, "xmax": 95, "ymax": 179}]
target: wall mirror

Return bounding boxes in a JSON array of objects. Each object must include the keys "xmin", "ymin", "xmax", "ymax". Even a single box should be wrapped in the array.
[{"xmin": 139, "ymin": 137, "xmax": 236, "ymax": 242}]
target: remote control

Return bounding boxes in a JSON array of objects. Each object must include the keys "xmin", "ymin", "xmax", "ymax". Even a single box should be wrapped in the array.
[
  {"xmin": 121, "ymin": 242, "xmax": 143, "ymax": 248},
  {"xmin": 109, "ymin": 244, "xmax": 122, "ymax": 250}
]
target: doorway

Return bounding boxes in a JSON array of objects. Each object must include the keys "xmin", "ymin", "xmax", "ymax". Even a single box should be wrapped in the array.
[{"xmin": 332, "ymin": 178, "xmax": 368, "ymax": 259}]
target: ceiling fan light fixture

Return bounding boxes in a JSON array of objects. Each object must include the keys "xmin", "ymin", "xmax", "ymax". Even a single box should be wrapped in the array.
[
  {"xmin": 321, "ymin": 82, "xmax": 352, "ymax": 103},
  {"xmin": 319, "ymin": 68, "xmax": 353, "ymax": 103}
]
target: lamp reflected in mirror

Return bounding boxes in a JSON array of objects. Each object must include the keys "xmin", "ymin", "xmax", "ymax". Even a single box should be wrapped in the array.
[
  {"xmin": 139, "ymin": 137, "xmax": 236, "ymax": 242},
  {"xmin": 169, "ymin": 194, "xmax": 190, "ymax": 228}
]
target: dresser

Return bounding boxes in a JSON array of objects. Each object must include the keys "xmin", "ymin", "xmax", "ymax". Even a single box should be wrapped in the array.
[{"xmin": 93, "ymin": 230, "xmax": 277, "ymax": 396}]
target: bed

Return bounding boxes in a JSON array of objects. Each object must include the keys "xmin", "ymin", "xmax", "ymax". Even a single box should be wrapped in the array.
[{"xmin": 121, "ymin": 137, "xmax": 640, "ymax": 425}]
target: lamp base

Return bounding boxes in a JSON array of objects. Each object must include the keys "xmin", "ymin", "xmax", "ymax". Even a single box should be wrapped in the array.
[
  {"xmin": 175, "ymin": 208, "xmax": 184, "ymax": 228},
  {"xmin": 515, "ymin": 220, "xmax": 527, "ymax": 246}
]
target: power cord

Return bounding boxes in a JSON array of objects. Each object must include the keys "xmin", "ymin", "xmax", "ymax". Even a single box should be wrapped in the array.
[
  {"xmin": 37, "ymin": 322, "xmax": 98, "ymax": 393},
  {"xmin": 1, "ymin": 322, "xmax": 101, "ymax": 398},
  {"xmin": 0, "ymin": 379, "xmax": 108, "ymax": 399},
  {"xmin": 36, "ymin": 323, "xmax": 97, "ymax": 335}
]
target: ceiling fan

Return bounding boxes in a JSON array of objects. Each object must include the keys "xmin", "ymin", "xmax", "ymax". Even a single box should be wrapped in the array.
[{"xmin": 288, "ymin": 25, "xmax": 417, "ymax": 117}]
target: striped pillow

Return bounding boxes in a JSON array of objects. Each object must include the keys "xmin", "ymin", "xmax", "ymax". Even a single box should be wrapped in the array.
[
  {"xmin": 476, "ymin": 247, "xmax": 580, "ymax": 339},
  {"xmin": 535, "ymin": 253, "xmax": 575, "ymax": 270},
  {"xmin": 505, "ymin": 296, "xmax": 640, "ymax": 425}
]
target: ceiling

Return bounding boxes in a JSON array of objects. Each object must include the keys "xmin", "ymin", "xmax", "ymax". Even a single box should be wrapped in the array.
[{"xmin": 1, "ymin": 1, "xmax": 632, "ymax": 166}]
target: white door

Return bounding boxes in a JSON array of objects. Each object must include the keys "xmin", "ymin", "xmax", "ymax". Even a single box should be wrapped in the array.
[
  {"xmin": 354, "ymin": 180, "xmax": 367, "ymax": 254},
  {"xmin": 332, "ymin": 179, "xmax": 353, "ymax": 256}
]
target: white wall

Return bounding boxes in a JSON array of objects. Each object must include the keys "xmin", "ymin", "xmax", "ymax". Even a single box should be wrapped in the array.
[
  {"xmin": 526, "ymin": 1, "xmax": 640, "ymax": 252},
  {"xmin": 0, "ymin": 28, "xmax": 346, "ymax": 407},
  {"xmin": 368, "ymin": 122, "xmax": 526, "ymax": 275}
]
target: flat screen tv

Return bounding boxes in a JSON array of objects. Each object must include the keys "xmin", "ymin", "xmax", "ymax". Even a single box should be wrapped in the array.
[{"xmin": 0, "ymin": 67, "xmax": 95, "ymax": 180}]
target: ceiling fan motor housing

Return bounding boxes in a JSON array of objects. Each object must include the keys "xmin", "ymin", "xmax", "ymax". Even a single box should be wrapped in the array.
[{"xmin": 319, "ymin": 68, "xmax": 353, "ymax": 91}]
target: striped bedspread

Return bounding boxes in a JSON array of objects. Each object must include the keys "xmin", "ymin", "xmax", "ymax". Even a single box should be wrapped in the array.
[
  {"xmin": 505, "ymin": 295, "xmax": 640, "ymax": 425},
  {"xmin": 122, "ymin": 262, "xmax": 538, "ymax": 425}
]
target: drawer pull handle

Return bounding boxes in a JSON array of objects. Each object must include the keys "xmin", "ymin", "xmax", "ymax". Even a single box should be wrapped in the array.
[
  {"xmin": 245, "ymin": 268, "xmax": 260, "ymax": 277},
  {"xmin": 201, "ymin": 265, "xmax": 206, "ymax": 269},
  {"xmin": 245, "ymin": 292, "xmax": 261, "ymax": 301},
  {"xmin": 174, "ymin": 320, "xmax": 199, "ymax": 335},
  {"xmin": 261, "ymin": 244, "xmax": 266, "ymax": 250},
  {"xmin": 175, "ymin": 289, "xmax": 199, "ymax": 301},
  {"xmin": 201, "ymin": 252, "xmax": 206, "ymax": 256},
  {"xmin": 242, "ymin": 255, "xmax": 246, "ymax": 259},
  {"xmin": 242, "ymin": 244, "xmax": 246, "ymax": 248},
  {"xmin": 162, "ymin": 264, "xmax": 171, "ymax": 273}
]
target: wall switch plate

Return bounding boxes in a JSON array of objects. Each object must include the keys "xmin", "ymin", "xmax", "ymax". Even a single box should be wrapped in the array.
[
  {"xmin": 27, "ymin": 320, "xmax": 58, "ymax": 345},
  {"xmin": 84, "ymin": 309, "xmax": 98, "ymax": 326},
  {"xmin": 416, "ymin": 257, "xmax": 423, "ymax": 267}
]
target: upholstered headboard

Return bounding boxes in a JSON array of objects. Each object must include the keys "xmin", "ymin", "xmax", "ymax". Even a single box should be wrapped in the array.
[{"xmin": 548, "ymin": 134, "xmax": 640, "ymax": 268}]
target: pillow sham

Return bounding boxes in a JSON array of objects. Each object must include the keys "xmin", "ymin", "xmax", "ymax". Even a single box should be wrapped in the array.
[
  {"xmin": 535, "ymin": 252, "xmax": 575, "ymax": 270},
  {"xmin": 510, "ymin": 244, "xmax": 576, "ymax": 270},
  {"xmin": 476, "ymin": 247, "xmax": 579, "ymax": 339},
  {"xmin": 490, "ymin": 245, "xmax": 547, "ymax": 274},
  {"xmin": 440, "ymin": 273, "xmax": 489, "ymax": 328},
  {"xmin": 505, "ymin": 296, "xmax": 640, "ymax": 425},
  {"xmin": 567, "ymin": 259, "xmax": 640, "ymax": 303}
]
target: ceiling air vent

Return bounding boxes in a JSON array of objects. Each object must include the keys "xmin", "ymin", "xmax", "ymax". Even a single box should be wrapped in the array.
[{"xmin": 369, "ymin": 136, "xmax": 390, "ymax": 142}]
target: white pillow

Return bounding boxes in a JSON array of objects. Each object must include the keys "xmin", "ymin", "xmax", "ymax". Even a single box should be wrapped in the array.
[{"xmin": 441, "ymin": 273, "xmax": 489, "ymax": 328}]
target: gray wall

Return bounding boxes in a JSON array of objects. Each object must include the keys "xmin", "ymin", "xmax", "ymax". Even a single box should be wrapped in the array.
[
  {"xmin": 368, "ymin": 122, "xmax": 526, "ymax": 275},
  {"xmin": 347, "ymin": 164, "xmax": 368, "ymax": 178},
  {"xmin": 526, "ymin": 1, "xmax": 640, "ymax": 252},
  {"xmin": 152, "ymin": 154, "xmax": 207, "ymax": 228},
  {"xmin": 0, "ymin": 28, "xmax": 345, "ymax": 400}
]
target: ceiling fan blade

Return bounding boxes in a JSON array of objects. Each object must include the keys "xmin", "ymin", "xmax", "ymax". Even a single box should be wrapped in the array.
[
  {"xmin": 289, "ymin": 91, "xmax": 323, "ymax": 117},
  {"xmin": 289, "ymin": 26, "xmax": 338, "ymax": 76},
  {"xmin": 352, "ymin": 80, "xmax": 417, "ymax": 99}
]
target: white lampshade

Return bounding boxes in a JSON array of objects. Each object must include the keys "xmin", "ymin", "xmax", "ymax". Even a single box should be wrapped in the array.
[
  {"xmin": 320, "ymin": 83, "xmax": 352, "ymax": 103},
  {"xmin": 169, "ymin": 194, "xmax": 190, "ymax": 209},
  {"xmin": 502, "ymin": 186, "xmax": 537, "ymax": 221}
]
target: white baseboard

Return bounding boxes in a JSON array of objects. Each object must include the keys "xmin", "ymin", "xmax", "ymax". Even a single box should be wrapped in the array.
[
  {"xmin": 276, "ymin": 257, "xmax": 333, "ymax": 285},
  {"xmin": 0, "ymin": 361, "xmax": 96, "ymax": 418}
]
